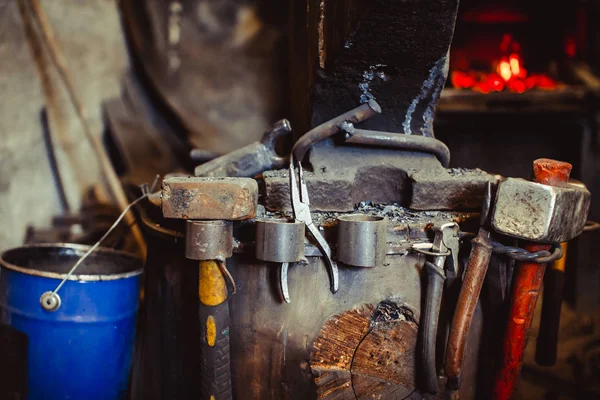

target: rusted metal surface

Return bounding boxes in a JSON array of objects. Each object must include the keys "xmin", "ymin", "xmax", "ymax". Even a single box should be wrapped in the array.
[
  {"xmin": 194, "ymin": 119, "xmax": 291, "ymax": 178},
  {"xmin": 263, "ymin": 166, "xmax": 496, "ymax": 212},
  {"xmin": 342, "ymin": 125, "xmax": 452, "ymax": 167},
  {"xmin": 161, "ymin": 177, "xmax": 258, "ymax": 220},
  {"xmin": 226, "ymin": 205, "xmax": 480, "ymax": 398},
  {"xmin": 263, "ymin": 170, "xmax": 355, "ymax": 212},
  {"xmin": 410, "ymin": 168, "xmax": 499, "ymax": 211},
  {"xmin": 532, "ymin": 158, "xmax": 573, "ymax": 186},
  {"xmin": 492, "ymin": 158, "xmax": 572, "ymax": 400},
  {"xmin": 137, "ymin": 201, "xmax": 483, "ymax": 399},
  {"xmin": 445, "ymin": 228, "xmax": 493, "ymax": 388},
  {"xmin": 491, "ymin": 177, "xmax": 590, "ymax": 243},
  {"xmin": 310, "ymin": 302, "xmax": 418, "ymax": 399},
  {"xmin": 257, "ymin": 207, "xmax": 476, "ymax": 258},
  {"xmin": 292, "ymin": 100, "xmax": 381, "ymax": 163}
]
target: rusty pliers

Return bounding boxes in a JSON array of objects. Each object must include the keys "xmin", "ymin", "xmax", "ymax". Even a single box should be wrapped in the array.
[{"xmin": 289, "ymin": 154, "xmax": 339, "ymax": 293}]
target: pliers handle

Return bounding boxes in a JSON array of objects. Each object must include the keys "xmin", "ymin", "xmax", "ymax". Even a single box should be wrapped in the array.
[{"xmin": 289, "ymin": 155, "xmax": 339, "ymax": 293}]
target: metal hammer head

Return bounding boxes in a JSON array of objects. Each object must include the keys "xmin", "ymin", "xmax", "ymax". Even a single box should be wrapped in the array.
[
  {"xmin": 161, "ymin": 177, "xmax": 258, "ymax": 220},
  {"xmin": 491, "ymin": 177, "xmax": 591, "ymax": 243}
]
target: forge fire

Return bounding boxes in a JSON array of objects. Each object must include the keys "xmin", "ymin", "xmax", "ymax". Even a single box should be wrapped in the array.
[{"xmin": 451, "ymin": 34, "xmax": 559, "ymax": 93}]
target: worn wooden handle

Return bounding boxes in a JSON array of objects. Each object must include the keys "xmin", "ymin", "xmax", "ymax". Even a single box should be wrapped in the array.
[
  {"xmin": 492, "ymin": 246, "xmax": 548, "ymax": 400},
  {"xmin": 445, "ymin": 230, "xmax": 493, "ymax": 389},
  {"xmin": 198, "ymin": 260, "xmax": 233, "ymax": 400}
]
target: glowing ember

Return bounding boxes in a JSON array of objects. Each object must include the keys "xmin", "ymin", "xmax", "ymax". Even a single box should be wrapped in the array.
[
  {"xmin": 452, "ymin": 36, "xmax": 558, "ymax": 93},
  {"xmin": 498, "ymin": 61, "xmax": 512, "ymax": 82},
  {"xmin": 509, "ymin": 55, "xmax": 520, "ymax": 76}
]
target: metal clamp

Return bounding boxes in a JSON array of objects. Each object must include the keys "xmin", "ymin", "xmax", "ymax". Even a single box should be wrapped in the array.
[
  {"xmin": 255, "ymin": 219, "xmax": 305, "ymax": 263},
  {"xmin": 336, "ymin": 214, "xmax": 387, "ymax": 267},
  {"xmin": 185, "ymin": 220, "xmax": 233, "ymax": 261},
  {"xmin": 255, "ymin": 219, "xmax": 305, "ymax": 303}
]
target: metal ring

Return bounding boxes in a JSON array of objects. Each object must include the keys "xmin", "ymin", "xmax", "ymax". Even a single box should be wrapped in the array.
[
  {"xmin": 584, "ymin": 220, "xmax": 600, "ymax": 232},
  {"xmin": 40, "ymin": 291, "xmax": 61, "ymax": 312},
  {"xmin": 533, "ymin": 244, "xmax": 563, "ymax": 264},
  {"xmin": 491, "ymin": 241, "xmax": 563, "ymax": 263}
]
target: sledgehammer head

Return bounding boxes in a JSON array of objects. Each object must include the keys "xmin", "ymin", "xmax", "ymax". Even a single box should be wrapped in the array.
[
  {"xmin": 491, "ymin": 177, "xmax": 590, "ymax": 243},
  {"xmin": 161, "ymin": 177, "xmax": 258, "ymax": 220}
]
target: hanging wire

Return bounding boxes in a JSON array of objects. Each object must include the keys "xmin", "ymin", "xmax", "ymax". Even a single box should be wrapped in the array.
[{"xmin": 41, "ymin": 176, "xmax": 159, "ymax": 311}]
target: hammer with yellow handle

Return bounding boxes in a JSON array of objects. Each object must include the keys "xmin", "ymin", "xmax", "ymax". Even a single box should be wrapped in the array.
[{"xmin": 162, "ymin": 177, "xmax": 258, "ymax": 400}]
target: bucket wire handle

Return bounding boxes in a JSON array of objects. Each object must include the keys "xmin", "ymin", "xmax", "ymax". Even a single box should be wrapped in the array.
[{"xmin": 40, "ymin": 176, "xmax": 159, "ymax": 312}]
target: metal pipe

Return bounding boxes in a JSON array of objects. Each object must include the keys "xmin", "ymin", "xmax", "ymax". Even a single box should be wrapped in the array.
[
  {"xmin": 292, "ymin": 100, "xmax": 381, "ymax": 162},
  {"xmin": 341, "ymin": 125, "xmax": 451, "ymax": 168}
]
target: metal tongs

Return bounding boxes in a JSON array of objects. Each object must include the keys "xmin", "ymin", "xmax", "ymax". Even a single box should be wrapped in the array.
[{"xmin": 289, "ymin": 154, "xmax": 339, "ymax": 293}]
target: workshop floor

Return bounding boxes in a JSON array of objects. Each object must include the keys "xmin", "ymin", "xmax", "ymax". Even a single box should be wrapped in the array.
[{"xmin": 518, "ymin": 294, "xmax": 600, "ymax": 399}]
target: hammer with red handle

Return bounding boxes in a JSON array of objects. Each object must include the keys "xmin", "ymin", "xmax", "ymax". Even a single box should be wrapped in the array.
[
  {"xmin": 491, "ymin": 159, "xmax": 589, "ymax": 399},
  {"xmin": 445, "ymin": 158, "xmax": 590, "ymax": 396}
]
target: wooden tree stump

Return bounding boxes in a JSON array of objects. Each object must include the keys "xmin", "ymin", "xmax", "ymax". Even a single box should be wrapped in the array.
[{"xmin": 310, "ymin": 302, "xmax": 418, "ymax": 399}]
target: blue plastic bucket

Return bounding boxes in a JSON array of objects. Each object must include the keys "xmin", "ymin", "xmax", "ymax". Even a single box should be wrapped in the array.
[{"xmin": 0, "ymin": 244, "xmax": 143, "ymax": 400}]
